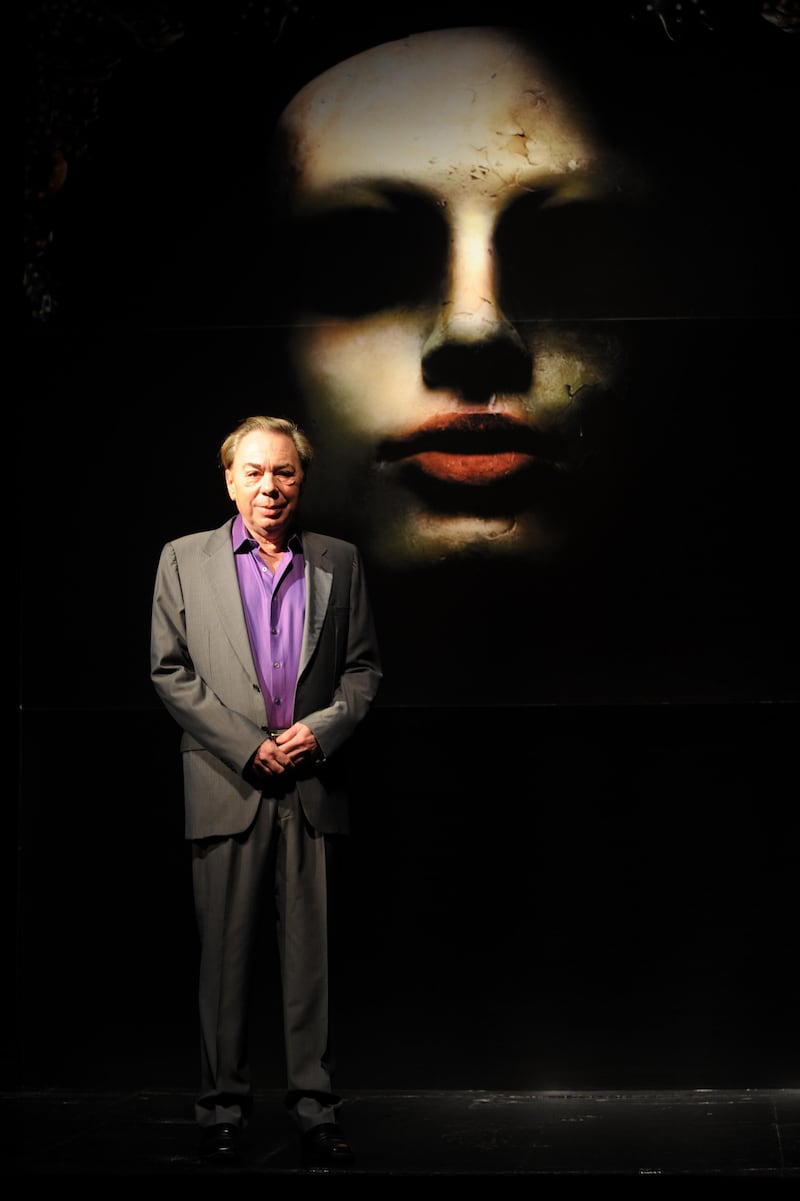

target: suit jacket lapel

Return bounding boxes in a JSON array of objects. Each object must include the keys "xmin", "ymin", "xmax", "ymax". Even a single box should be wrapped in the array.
[
  {"xmin": 300, "ymin": 534, "xmax": 332, "ymax": 679},
  {"xmin": 203, "ymin": 520, "xmax": 257, "ymax": 677}
]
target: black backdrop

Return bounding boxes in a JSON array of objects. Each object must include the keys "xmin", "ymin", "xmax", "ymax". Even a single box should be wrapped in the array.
[{"xmin": 17, "ymin": 1, "xmax": 799, "ymax": 1091}]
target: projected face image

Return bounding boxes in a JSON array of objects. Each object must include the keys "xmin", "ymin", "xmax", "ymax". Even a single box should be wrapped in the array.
[{"xmin": 272, "ymin": 26, "xmax": 647, "ymax": 570}]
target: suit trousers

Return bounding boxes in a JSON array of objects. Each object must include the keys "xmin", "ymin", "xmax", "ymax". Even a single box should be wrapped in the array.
[{"xmin": 191, "ymin": 785, "xmax": 341, "ymax": 1132}]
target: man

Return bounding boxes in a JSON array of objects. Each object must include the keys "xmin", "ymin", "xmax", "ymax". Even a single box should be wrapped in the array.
[
  {"xmin": 270, "ymin": 25, "xmax": 653, "ymax": 574},
  {"xmin": 150, "ymin": 415, "xmax": 382, "ymax": 1167}
]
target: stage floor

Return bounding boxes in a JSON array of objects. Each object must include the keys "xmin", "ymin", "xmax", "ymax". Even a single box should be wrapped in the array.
[{"xmin": 7, "ymin": 1086, "xmax": 799, "ymax": 1177}]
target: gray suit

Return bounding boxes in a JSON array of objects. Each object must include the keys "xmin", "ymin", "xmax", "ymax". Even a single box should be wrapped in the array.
[{"xmin": 150, "ymin": 518, "xmax": 382, "ymax": 1130}]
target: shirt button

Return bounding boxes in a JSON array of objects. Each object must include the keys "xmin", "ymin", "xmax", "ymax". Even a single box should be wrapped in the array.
[
  {"xmin": 273, "ymin": 661, "xmax": 281, "ymax": 669},
  {"xmin": 273, "ymin": 697, "xmax": 281, "ymax": 706},
  {"xmin": 271, "ymin": 628, "xmax": 278, "ymax": 635}
]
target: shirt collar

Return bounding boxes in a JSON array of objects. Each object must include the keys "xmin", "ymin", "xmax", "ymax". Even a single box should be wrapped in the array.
[{"xmin": 232, "ymin": 512, "xmax": 302, "ymax": 555}]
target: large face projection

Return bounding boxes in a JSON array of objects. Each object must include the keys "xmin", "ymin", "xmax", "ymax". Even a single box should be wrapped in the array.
[{"xmin": 272, "ymin": 26, "xmax": 648, "ymax": 571}]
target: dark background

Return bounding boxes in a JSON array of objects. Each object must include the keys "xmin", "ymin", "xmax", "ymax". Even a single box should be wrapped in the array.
[{"xmin": 16, "ymin": 0, "xmax": 798, "ymax": 1092}]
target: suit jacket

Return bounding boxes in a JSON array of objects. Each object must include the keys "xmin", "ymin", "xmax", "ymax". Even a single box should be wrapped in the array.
[{"xmin": 150, "ymin": 519, "xmax": 382, "ymax": 839}]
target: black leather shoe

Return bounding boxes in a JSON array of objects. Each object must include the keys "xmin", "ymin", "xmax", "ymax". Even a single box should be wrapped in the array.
[
  {"xmin": 301, "ymin": 1123, "xmax": 355, "ymax": 1167},
  {"xmin": 199, "ymin": 1122, "xmax": 241, "ymax": 1164}
]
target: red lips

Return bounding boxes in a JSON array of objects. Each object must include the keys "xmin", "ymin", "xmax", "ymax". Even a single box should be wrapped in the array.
[
  {"xmin": 377, "ymin": 413, "xmax": 563, "ymax": 486},
  {"xmin": 409, "ymin": 449, "xmax": 531, "ymax": 484}
]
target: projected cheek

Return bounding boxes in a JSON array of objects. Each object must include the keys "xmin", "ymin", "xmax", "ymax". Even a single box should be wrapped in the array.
[
  {"xmin": 284, "ymin": 195, "xmax": 448, "ymax": 318},
  {"xmin": 289, "ymin": 315, "xmax": 424, "ymax": 437}
]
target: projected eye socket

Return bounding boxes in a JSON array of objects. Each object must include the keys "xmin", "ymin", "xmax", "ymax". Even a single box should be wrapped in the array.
[
  {"xmin": 496, "ymin": 196, "xmax": 660, "ymax": 320},
  {"xmin": 284, "ymin": 196, "xmax": 447, "ymax": 318}
]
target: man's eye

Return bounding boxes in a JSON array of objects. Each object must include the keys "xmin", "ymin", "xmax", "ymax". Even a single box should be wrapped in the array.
[{"xmin": 280, "ymin": 197, "xmax": 447, "ymax": 317}]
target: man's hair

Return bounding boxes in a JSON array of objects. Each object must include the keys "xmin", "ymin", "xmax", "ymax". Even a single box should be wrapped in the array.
[{"xmin": 219, "ymin": 415, "xmax": 314, "ymax": 473}]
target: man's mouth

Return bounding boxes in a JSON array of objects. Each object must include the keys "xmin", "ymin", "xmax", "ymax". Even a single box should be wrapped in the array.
[{"xmin": 377, "ymin": 413, "xmax": 571, "ymax": 486}]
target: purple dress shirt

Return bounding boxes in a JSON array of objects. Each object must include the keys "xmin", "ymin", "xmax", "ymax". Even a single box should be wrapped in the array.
[{"xmin": 231, "ymin": 513, "xmax": 306, "ymax": 733}]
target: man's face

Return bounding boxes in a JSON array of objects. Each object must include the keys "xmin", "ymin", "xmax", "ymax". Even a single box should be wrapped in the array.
[
  {"xmin": 273, "ymin": 27, "xmax": 644, "ymax": 569},
  {"xmin": 225, "ymin": 430, "xmax": 303, "ymax": 543}
]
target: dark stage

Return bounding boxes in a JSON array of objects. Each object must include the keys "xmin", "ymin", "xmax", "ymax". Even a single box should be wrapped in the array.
[
  {"xmin": 10, "ymin": 703, "xmax": 800, "ymax": 1177},
  {"xmin": 7, "ymin": 1087, "xmax": 799, "ymax": 1177}
]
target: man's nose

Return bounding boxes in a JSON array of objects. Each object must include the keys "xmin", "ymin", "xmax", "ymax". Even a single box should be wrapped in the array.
[
  {"xmin": 260, "ymin": 474, "xmax": 279, "ymax": 494},
  {"xmin": 421, "ymin": 210, "xmax": 531, "ymax": 401}
]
